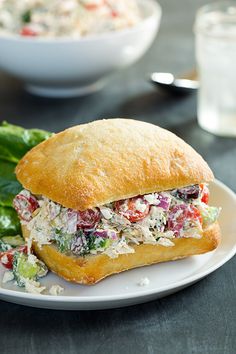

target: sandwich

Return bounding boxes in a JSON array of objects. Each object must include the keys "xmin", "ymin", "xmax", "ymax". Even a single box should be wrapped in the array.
[{"xmin": 13, "ymin": 119, "xmax": 221, "ymax": 284}]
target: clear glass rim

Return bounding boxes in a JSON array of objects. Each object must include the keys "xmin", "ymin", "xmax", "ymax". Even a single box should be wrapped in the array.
[{"xmin": 194, "ymin": 0, "xmax": 236, "ymax": 38}]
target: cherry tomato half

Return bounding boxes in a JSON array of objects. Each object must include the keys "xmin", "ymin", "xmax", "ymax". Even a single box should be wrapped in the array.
[
  {"xmin": 115, "ymin": 197, "xmax": 150, "ymax": 223},
  {"xmin": 111, "ymin": 10, "xmax": 118, "ymax": 17},
  {"xmin": 77, "ymin": 208, "xmax": 101, "ymax": 229},
  {"xmin": 20, "ymin": 27, "xmax": 38, "ymax": 36},
  {"xmin": 0, "ymin": 245, "xmax": 27, "ymax": 270},
  {"xmin": 200, "ymin": 184, "xmax": 209, "ymax": 204},
  {"xmin": 13, "ymin": 193, "xmax": 39, "ymax": 221}
]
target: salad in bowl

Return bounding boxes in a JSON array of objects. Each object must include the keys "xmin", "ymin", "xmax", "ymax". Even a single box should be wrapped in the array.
[
  {"xmin": 0, "ymin": 0, "xmax": 161, "ymax": 97},
  {"xmin": 0, "ymin": 0, "xmax": 142, "ymax": 38}
]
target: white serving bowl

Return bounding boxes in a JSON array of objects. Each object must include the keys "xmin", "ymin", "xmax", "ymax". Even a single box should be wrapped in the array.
[{"xmin": 0, "ymin": 0, "xmax": 161, "ymax": 98}]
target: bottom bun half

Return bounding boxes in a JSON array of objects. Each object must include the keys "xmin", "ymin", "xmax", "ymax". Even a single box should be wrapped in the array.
[{"xmin": 22, "ymin": 223, "xmax": 221, "ymax": 285}]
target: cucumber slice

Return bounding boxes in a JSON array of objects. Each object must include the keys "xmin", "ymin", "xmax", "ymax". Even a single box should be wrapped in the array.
[{"xmin": 13, "ymin": 252, "xmax": 48, "ymax": 287}]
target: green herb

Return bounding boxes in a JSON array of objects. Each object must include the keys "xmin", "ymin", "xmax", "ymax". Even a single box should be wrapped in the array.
[
  {"xmin": 86, "ymin": 233, "xmax": 96, "ymax": 251},
  {"xmin": 99, "ymin": 238, "xmax": 110, "ymax": 249},
  {"xmin": 0, "ymin": 160, "xmax": 22, "ymax": 207},
  {"xmin": 22, "ymin": 10, "xmax": 31, "ymax": 24},
  {"xmin": 83, "ymin": 234, "xmax": 110, "ymax": 254},
  {"xmin": 54, "ymin": 230, "xmax": 73, "ymax": 253},
  {"xmin": 0, "ymin": 121, "xmax": 52, "ymax": 163},
  {"xmin": 88, "ymin": 235, "xmax": 110, "ymax": 250},
  {"xmin": 0, "ymin": 206, "xmax": 21, "ymax": 237}
]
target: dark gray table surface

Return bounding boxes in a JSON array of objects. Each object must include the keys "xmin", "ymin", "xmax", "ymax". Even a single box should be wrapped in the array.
[{"xmin": 0, "ymin": 1, "xmax": 235, "ymax": 353}]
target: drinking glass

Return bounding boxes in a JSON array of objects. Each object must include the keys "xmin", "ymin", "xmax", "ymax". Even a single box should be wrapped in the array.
[{"xmin": 195, "ymin": 1, "xmax": 236, "ymax": 137}]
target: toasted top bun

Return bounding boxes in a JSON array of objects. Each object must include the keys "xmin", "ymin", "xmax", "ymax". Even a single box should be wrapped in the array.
[{"xmin": 16, "ymin": 119, "xmax": 213, "ymax": 210}]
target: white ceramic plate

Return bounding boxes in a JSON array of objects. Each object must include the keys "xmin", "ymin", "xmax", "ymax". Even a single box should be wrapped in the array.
[{"xmin": 0, "ymin": 179, "xmax": 235, "ymax": 310}]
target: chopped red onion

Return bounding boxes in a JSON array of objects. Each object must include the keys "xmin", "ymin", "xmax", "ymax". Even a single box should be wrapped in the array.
[
  {"xmin": 144, "ymin": 193, "xmax": 171, "ymax": 211},
  {"xmin": 93, "ymin": 230, "xmax": 117, "ymax": 240},
  {"xmin": 156, "ymin": 193, "xmax": 171, "ymax": 211},
  {"xmin": 67, "ymin": 209, "xmax": 78, "ymax": 234},
  {"xmin": 167, "ymin": 204, "xmax": 187, "ymax": 237},
  {"xmin": 71, "ymin": 232, "xmax": 88, "ymax": 255}
]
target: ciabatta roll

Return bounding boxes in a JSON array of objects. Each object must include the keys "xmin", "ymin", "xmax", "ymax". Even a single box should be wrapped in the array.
[{"xmin": 14, "ymin": 119, "xmax": 221, "ymax": 284}]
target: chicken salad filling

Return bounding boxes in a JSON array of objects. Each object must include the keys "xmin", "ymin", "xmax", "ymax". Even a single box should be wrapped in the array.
[{"xmin": 12, "ymin": 184, "xmax": 220, "ymax": 259}]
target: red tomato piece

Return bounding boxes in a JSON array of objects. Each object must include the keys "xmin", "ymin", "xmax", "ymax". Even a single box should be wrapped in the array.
[
  {"xmin": 111, "ymin": 10, "xmax": 118, "ymax": 17},
  {"xmin": 115, "ymin": 197, "xmax": 150, "ymax": 222},
  {"xmin": 20, "ymin": 27, "xmax": 38, "ymax": 36},
  {"xmin": 77, "ymin": 208, "xmax": 101, "ymax": 229},
  {"xmin": 85, "ymin": 1, "xmax": 105, "ymax": 10},
  {"xmin": 189, "ymin": 205, "xmax": 202, "ymax": 224},
  {"xmin": 85, "ymin": 4, "xmax": 97, "ymax": 10},
  {"xmin": 13, "ymin": 193, "xmax": 39, "ymax": 221},
  {"xmin": 200, "ymin": 184, "xmax": 209, "ymax": 204},
  {"xmin": 0, "ymin": 246, "xmax": 27, "ymax": 270}
]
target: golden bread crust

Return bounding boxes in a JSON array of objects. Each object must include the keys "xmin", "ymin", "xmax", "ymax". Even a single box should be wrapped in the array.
[
  {"xmin": 16, "ymin": 119, "xmax": 213, "ymax": 210},
  {"xmin": 22, "ymin": 223, "xmax": 221, "ymax": 285}
]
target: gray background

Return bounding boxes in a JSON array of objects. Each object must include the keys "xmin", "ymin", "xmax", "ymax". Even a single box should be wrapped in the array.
[{"xmin": 0, "ymin": 0, "xmax": 235, "ymax": 353}]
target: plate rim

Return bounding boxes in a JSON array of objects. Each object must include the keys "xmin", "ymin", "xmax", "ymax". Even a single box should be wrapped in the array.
[{"xmin": 1, "ymin": 179, "xmax": 236, "ymax": 304}]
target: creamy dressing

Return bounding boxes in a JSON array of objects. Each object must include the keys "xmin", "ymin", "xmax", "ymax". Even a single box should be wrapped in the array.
[{"xmin": 24, "ymin": 196, "xmax": 178, "ymax": 258}]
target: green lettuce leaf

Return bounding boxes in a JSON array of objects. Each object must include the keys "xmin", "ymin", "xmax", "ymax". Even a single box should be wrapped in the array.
[
  {"xmin": 0, "ymin": 160, "xmax": 22, "ymax": 207},
  {"xmin": 0, "ymin": 206, "xmax": 21, "ymax": 237},
  {"xmin": 0, "ymin": 121, "xmax": 52, "ymax": 238},
  {"xmin": 0, "ymin": 121, "xmax": 52, "ymax": 163}
]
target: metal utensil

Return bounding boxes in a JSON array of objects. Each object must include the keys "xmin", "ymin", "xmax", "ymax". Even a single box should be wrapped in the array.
[{"xmin": 150, "ymin": 69, "xmax": 199, "ymax": 94}]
